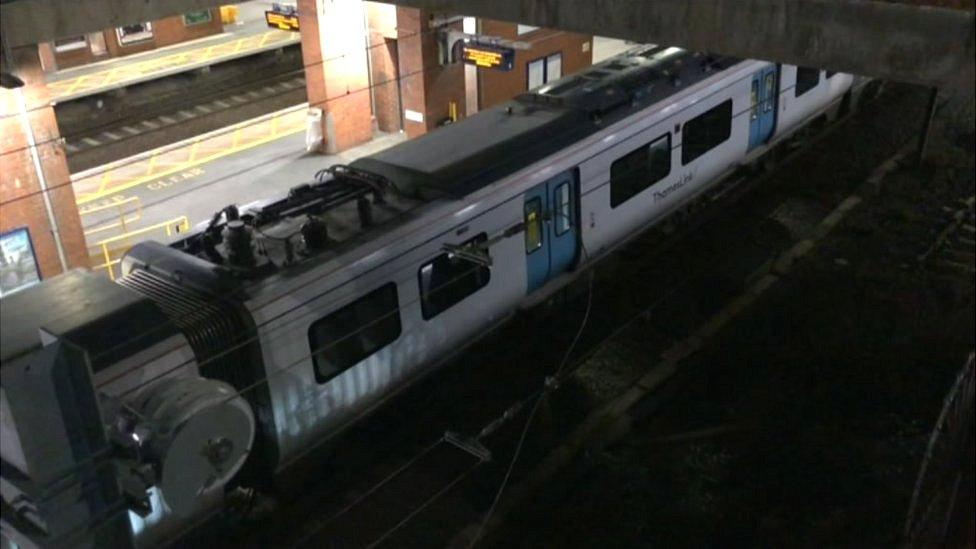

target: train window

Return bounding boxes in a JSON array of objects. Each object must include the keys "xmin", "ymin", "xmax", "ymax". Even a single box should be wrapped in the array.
[
  {"xmin": 795, "ymin": 67, "xmax": 820, "ymax": 97},
  {"xmin": 419, "ymin": 234, "xmax": 491, "ymax": 320},
  {"xmin": 763, "ymin": 73, "xmax": 776, "ymax": 112},
  {"xmin": 681, "ymin": 99, "xmax": 732, "ymax": 165},
  {"xmin": 554, "ymin": 183, "xmax": 572, "ymax": 235},
  {"xmin": 610, "ymin": 133, "xmax": 672, "ymax": 208},
  {"xmin": 309, "ymin": 283, "xmax": 402, "ymax": 383},
  {"xmin": 525, "ymin": 198, "xmax": 544, "ymax": 253}
]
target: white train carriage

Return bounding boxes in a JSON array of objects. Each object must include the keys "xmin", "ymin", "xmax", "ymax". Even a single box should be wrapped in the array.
[{"xmin": 1, "ymin": 44, "xmax": 861, "ymax": 547}]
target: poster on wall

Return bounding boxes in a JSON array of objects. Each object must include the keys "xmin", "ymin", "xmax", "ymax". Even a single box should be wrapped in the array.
[
  {"xmin": 0, "ymin": 227, "xmax": 41, "ymax": 298},
  {"xmin": 116, "ymin": 22, "xmax": 154, "ymax": 45}
]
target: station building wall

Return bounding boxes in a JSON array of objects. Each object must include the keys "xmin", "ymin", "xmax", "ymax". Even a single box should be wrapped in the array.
[
  {"xmin": 40, "ymin": 9, "xmax": 223, "ymax": 71},
  {"xmin": 1, "ymin": 48, "xmax": 90, "ymax": 295},
  {"xmin": 477, "ymin": 21, "xmax": 593, "ymax": 110},
  {"xmin": 365, "ymin": 2, "xmax": 402, "ymax": 133}
]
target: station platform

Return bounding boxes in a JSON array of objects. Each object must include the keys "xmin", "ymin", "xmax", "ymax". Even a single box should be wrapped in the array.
[
  {"xmin": 72, "ymin": 105, "xmax": 405, "ymax": 277},
  {"xmin": 46, "ymin": 14, "xmax": 299, "ymax": 102}
]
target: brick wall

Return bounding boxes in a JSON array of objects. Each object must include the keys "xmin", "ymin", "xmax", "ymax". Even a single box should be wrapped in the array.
[
  {"xmin": 478, "ymin": 21, "xmax": 593, "ymax": 110},
  {"xmin": 103, "ymin": 27, "xmax": 157, "ymax": 58},
  {"xmin": 52, "ymin": 42, "xmax": 96, "ymax": 70},
  {"xmin": 395, "ymin": 7, "xmax": 466, "ymax": 138},
  {"xmin": 299, "ymin": 0, "xmax": 373, "ymax": 153},
  {"xmin": 1, "ymin": 47, "xmax": 89, "ymax": 282},
  {"xmin": 48, "ymin": 9, "xmax": 222, "ymax": 70},
  {"xmin": 154, "ymin": 10, "xmax": 223, "ymax": 48},
  {"xmin": 366, "ymin": 2, "xmax": 401, "ymax": 133}
]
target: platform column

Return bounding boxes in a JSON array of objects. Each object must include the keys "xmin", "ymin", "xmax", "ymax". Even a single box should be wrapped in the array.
[
  {"xmin": 394, "ymin": 7, "xmax": 466, "ymax": 139},
  {"xmin": 0, "ymin": 46, "xmax": 88, "ymax": 286},
  {"xmin": 298, "ymin": 0, "xmax": 374, "ymax": 154}
]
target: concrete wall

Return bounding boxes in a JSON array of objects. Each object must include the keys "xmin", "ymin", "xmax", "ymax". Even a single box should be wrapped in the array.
[
  {"xmin": 375, "ymin": 0, "xmax": 975, "ymax": 89},
  {"xmin": 477, "ymin": 21, "xmax": 592, "ymax": 110},
  {"xmin": 1, "ymin": 0, "xmax": 229, "ymax": 47}
]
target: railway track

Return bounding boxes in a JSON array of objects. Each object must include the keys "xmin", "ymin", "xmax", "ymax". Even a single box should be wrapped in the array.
[
  {"xmin": 919, "ymin": 196, "xmax": 976, "ymax": 274},
  {"xmin": 177, "ymin": 82, "xmax": 933, "ymax": 549},
  {"xmin": 57, "ymin": 46, "xmax": 305, "ymax": 172}
]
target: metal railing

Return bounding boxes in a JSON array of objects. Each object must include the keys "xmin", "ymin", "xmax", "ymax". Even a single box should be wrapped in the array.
[
  {"xmin": 89, "ymin": 216, "xmax": 189, "ymax": 280},
  {"xmin": 80, "ymin": 196, "xmax": 143, "ymax": 239}
]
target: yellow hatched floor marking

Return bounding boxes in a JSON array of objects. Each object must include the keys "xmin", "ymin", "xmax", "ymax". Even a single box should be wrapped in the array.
[
  {"xmin": 49, "ymin": 31, "xmax": 296, "ymax": 100},
  {"xmin": 63, "ymin": 75, "xmax": 89, "ymax": 95},
  {"xmin": 74, "ymin": 108, "xmax": 306, "ymax": 204}
]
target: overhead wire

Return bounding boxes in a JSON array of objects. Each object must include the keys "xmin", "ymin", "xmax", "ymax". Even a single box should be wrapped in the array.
[
  {"xmin": 19, "ymin": 84, "xmax": 828, "ymax": 532},
  {"xmin": 289, "ymin": 226, "xmax": 709, "ymax": 548},
  {"xmin": 0, "ymin": 26, "xmax": 567, "ymax": 169},
  {"xmin": 3, "ymin": 45, "xmax": 791, "ymax": 514},
  {"xmin": 7, "ymin": 74, "xmax": 881, "ymax": 543},
  {"xmin": 95, "ymin": 93, "xmax": 767, "ymax": 403},
  {"xmin": 467, "ymin": 231, "xmax": 595, "ymax": 549},
  {"xmin": 5, "ymin": 41, "xmax": 738, "ymax": 372},
  {"xmin": 97, "ymin": 129, "xmax": 694, "ymax": 396}
]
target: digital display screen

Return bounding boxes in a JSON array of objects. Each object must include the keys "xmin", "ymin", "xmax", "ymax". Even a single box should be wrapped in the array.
[
  {"xmin": 461, "ymin": 43, "xmax": 515, "ymax": 71},
  {"xmin": 265, "ymin": 10, "xmax": 300, "ymax": 31}
]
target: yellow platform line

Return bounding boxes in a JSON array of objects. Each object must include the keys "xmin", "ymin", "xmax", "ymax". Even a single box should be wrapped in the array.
[
  {"xmin": 188, "ymin": 139, "xmax": 201, "ymax": 163},
  {"xmin": 97, "ymin": 171, "xmax": 112, "ymax": 193},
  {"xmin": 76, "ymin": 119, "xmax": 305, "ymax": 205},
  {"xmin": 144, "ymin": 155, "xmax": 158, "ymax": 176}
]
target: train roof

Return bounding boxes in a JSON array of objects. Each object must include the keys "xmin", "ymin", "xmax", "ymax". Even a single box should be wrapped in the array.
[
  {"xmin": 353, "ymin": 45, "xmax": 740, "ymax": 199},
  {"xmin": 152, "ymin": 46, "xmax": 740, "ymax": 287}
]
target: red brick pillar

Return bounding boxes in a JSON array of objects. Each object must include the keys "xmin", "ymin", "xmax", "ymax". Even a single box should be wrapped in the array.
[
  {"xmin": 1, "ymin": 46, "xmax": 89, "ymax": 286},
  {"xmin": 395, "ymin": 7, "xmax": 466, "ymax": 139},
  {"xmin": 299, "ymin": 0, "xmax": 374, "ymax": 153}
]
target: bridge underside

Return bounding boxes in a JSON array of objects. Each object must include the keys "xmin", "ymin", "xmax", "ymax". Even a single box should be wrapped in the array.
[
  {"xmin": 1, "ymin": 0, "xmax": 972, "ymax": 88},
  {"xmin": 377, "ymin": 0, "xmax": 974, "ymax": 89}
]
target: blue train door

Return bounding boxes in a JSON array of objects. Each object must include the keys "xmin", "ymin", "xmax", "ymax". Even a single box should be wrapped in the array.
[
  {"xmin": 748, "ymin": 65, "xmax": 778, "ymax": 150},
  {"xmin": 524, "ymin": 170, "xmax": 578, "ymax": 293}
]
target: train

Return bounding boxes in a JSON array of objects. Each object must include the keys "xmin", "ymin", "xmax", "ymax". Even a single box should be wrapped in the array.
[{"xmin": 1, "ymin": 44, "xmax": 872, "ymax": 547}]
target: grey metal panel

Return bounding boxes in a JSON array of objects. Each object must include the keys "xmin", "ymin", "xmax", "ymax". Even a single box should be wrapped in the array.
[
  {"xmin": 1, "ymin": 340, "xmax": 133, "ymax": 548},
  {"xmin": 0, "ymin": 269, "xmax": 176, "ymax": 372}
]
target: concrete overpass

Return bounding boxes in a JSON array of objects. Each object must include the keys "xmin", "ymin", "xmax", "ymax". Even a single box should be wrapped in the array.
[
  {"xmin": 1, "ymin": 0, "xmax": 973, "ymax": 88},
  {"xmin": 373, "ymin": 0, "xmax": 974, "ymax": 90},
  {"xmin": 0, "ymin": 0, "xmax": 228, "ymax": 48}
]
